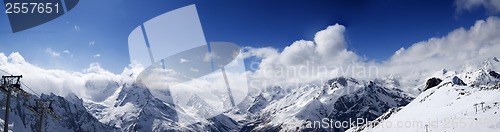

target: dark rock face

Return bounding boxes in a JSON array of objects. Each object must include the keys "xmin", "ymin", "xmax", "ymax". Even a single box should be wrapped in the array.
[
  {"xmin": 423, "ymin": 78, "xmax": 442, "ymax": 91},
  {"xmin": 452, "ymin": 76, "xmax": 466, "ymax": 86},
  {"xmin": 43, "ymin": 94, "xmax": 117, "ymax": 131},
  {"xmin": 328, "ymin": 77, "xmax": 348, "ymax": 87},
  {"xmin": 247, "ymin": 94, "xmax": 269, "ymax": 114},
  {"xmin": 330, "ymin": 82, "xmax": 413, "ymax": 129},
  {"xmin": 489, "ymin": 71, "xmax": 500, "ymax": 79}
]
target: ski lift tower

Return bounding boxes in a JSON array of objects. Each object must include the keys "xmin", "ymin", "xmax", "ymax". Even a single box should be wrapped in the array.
[
  {"xmin": 25, "ymin": 99, "xmax": 61, "ymax": 132},
  {"xmin": 0, "ymin": 75, "xmax": 22, "ymax": 131}
]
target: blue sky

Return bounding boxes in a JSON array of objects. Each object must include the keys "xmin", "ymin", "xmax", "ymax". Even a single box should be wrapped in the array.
[{"xmin": 0, "ymin": 0, "xmax": 491, "ymax": 73}]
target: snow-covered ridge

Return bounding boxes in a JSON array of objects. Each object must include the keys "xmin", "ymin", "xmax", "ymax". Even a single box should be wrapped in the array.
[
  {"xmin": 83, "ymin": 83, "xmax": 240, "ymax": 131},
  {"xmin": 240, "ymin": 77, "xmax": 413, "ymax": 131},
  {"xmin": 350, "ymin": 67, "xmax": 500, "ymax": 132}
]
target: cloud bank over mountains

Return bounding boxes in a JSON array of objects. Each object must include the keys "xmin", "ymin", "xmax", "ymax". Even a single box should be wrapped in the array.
[
  {"xmin": 0, "ymin": 52, "xmax": 143, "ymax": 101},
  {"xmin": 1, "ymin": 16, "xmax": 500, "ymax": 99},
  {"xmin": 385, "ymin": 17, "xmax": 500, "ymax": 76},
  {"xmin": 245, "ymin": 16, "xmax": 500, "ymax": 91}
]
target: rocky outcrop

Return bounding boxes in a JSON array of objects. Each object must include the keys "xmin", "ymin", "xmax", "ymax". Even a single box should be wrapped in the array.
[
  {"xmin": 423, "ymin": 78, "xmax": 442, "ymax": 91},
  {"xmin": 489, "ymin": 71, "xmax": 500, "ymax": 79},
  {"xmin": 452, "ymin": 76, "xmax": 466, "ymax": 86}
]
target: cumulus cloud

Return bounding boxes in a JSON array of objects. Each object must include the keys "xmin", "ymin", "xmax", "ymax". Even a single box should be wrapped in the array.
[
  {"xmin": 246, "ymin": 24, "xmax": 367, "ymax": 89},
  {"xmin": 93, "ymin": 54, "xmax": 101, "ymax": 58},
  {"xmin": 455, "ymin": 0, "xmax": 500, "ymax": 14},
  {"xmin": 314, "ymin": 24, "xmax": 347, "ymax": 58},
  {"xmin": 245, "ymin": 17, "xmax": 500, "ymax": 92},
  {"xmin": 0, "ymin": 52, "xmax": 144, "ymax": 102}
]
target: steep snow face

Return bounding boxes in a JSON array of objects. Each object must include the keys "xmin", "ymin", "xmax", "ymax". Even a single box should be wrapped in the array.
[
  {"xmin": 0, "ymin": 93, "xmax": 113, "ymax": 132},
  {"xmin": 84, "ymin": 83, "xmax": 239, "ymax": 131},
  {"xmin": 245, "ymin": 86, "xmax": 286, "ymax": 115},
  {"xmin": 83, "ymin": 79, "xmax": 120, "ymax": 102},
  {"xmin": 40, "ymin": 94, "xmax": 116, "ymax": 131},
  {"xmin": 247, "ymin": 94, "xmax": 269, "ymax": 114},
  {"xmin": 241, "ymin": 77, "xmax": 413, "ymax": 131},
  {"xmin": 351, "ymin": 69, "xmax": 500, "ymax": 132},
  {"xmin": 85, "ymin": 83, "xmax": 186, "ymax": 131},
  {"xmin": 463, "ymin": 69, "xmax": 499, "ymax": 88}
]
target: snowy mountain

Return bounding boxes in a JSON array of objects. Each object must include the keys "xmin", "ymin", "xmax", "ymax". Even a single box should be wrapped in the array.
[
  {"xmin": 1, "ymin": 51, "xmax": 499, "ymax": 131},
  {"xmin": 0, "ymin": 92, "xmax": 114, "ymax": 132},
  {"xmin": 2, "ymin": 64, "xmax": 497, "ymax": 132},
  {"xmin": 83, "ymin": 83, "xmax": 239, "ymax": 131},
  {"xmin": 348, "ymin": 64, "xmax": 500, "ymax": 132},
  {"xmin": 0, "ymin": 79, "xmax": 239, "ymax": 131},
  {"xmin": 72, "ymin": 75, "xmax": 414, "ymax": 132},
  {"xmin": 238, "ymin": 77, "xmax": 413, "ymax": 131}
]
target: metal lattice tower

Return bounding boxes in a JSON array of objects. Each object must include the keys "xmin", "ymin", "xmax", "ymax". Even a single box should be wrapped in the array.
[
  {"xmin": 25, "ymin": 99, "xmax": 61, "ymax": 132},
  {"xmin": 0, "ymin": 75, "xmax": 22, "ymax": 132},
  {"xmin": 0, "ymin": 74, "xmax": 60, "ymax": 132}
]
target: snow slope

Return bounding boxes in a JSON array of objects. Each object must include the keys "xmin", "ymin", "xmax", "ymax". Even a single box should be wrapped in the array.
[{"xmin": 350, "ymin": 68, "xmax": 500, "ymax": 132}]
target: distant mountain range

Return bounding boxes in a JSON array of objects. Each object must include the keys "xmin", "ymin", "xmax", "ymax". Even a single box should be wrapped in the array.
[{"xmin": 0, "ymin": 58, "xmax": 499, "ymax": 131}]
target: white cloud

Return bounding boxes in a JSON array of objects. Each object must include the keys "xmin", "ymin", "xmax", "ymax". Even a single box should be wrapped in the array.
[
  {"xmin": 455, "ymin": 0, "xmax": 500, "ymax": 14},
  {"xmin": 2, "ymin": 17, "xmax": 499, "ymax": 102},
  {"xmin": 190, "ymin": 68, "xmax": 199, "ymax": 72},
  {"xmin": 245, "ymin": 17, "xmax": 500, "ymax": 92},
  {"xmin": 45, "ymin": 48, "xmax": 61, "ymax": 57},
  {"xmin": 0, "ymin": 52, "xmax": 144, "ymax": 102},
  {"xmin": 93, "ymin": 54, "xmax": 101, "ymax": 58},
  {"xmin": 46, "ymin": 49, "xmax": 74, "ymax": 58},
  {"xmin": 314, "ymin": 24, "xmax": 347, "ymax": 58},
  {"xmin": 242, "ymin": 47, "xmax": 279, "ymax": 59},
  {"xmin": 381, "ymin": 16, "xmax": 500, "ymax": 80},
  {"xmin": 245, "ymin": 24, "xmax": 365, "ymax": 89},
  {"xmin": 63, "ymin": 50, "xmax": 74, "ymax": 58},
  {"xmin": 89, "ymin": 41, "xmax": 95, "ymax": 46},
  {"xmin": 74, "ymin": 25, "xmax": 81, "ymax": 31},
  {"xmin": 180, "ymin": 58, "xmax": 191, "ymax": 63},
  {"xmin": 203, "ymin": 52, "xmax": 220, "ymax": 62}
]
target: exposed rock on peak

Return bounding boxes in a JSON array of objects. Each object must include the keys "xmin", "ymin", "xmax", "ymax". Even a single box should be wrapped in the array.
[
  {"xmin": 452, "ymin": 76, "xmax": 466, "ymax": 86},
  {"xmin": 423, "ymin": 77, "xmax": 442, "ymax": 91},
  {"xmin": 489, "ymin": 70, "xmax": 500, "ymax": 79}
]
